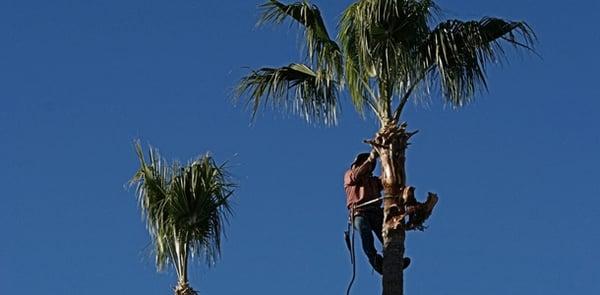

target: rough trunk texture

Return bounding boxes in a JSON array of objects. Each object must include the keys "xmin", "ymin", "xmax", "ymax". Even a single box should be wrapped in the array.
[
  {"xmin": 369, "ymin": 121, "xmax": 417, "ymax": 295},
  {"xmin": 382, "ymin": 194, "xmax": 406, "ymax": 295}
]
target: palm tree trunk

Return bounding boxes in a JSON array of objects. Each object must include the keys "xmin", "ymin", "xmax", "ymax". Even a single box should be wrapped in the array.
[
  {"xmin": 372, "ymin": 122, "xmax": 415, "ymax": 295},
  {"xmin": 381, "ymin": 194, "xmax": 406, "ymax": 295},
  {"xmin": 174, "ymin": 234, "xmax": 197, "ymax": 295}
]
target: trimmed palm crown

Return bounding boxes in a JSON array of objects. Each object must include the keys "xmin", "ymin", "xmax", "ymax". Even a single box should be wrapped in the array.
[
  {"xmin": 237, "ymin": 0, "xmax": 536, "ymax": 125},
  {"xmin": 130, "ymin": 142, "xmax": 235, "ymax": 295}
]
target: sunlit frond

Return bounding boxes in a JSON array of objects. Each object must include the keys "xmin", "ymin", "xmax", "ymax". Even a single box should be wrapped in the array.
[
  {"xmin": 236, "ymin": 63, "xmax": 338, "ymax": 125},
  {"xmin": 131, "ymin": 142, "xmax": 171, "ymax": 270},
  {"xmin": 421, "ymin": 17, "xmax": 536, "ymax": 106},
  {"xmin": 259, "ymin": 0, "xmax": 342, "ymax": 82}
]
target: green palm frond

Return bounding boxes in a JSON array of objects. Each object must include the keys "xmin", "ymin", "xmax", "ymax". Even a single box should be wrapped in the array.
[
  {"xmin": 131, "ymin": 142, "xmax": 171, "ymax": 269},
  {"xmin": 421, "ymin": 17, "xmax": 536, "ymax": 106},
  {"xmin": 338, "ymin": 2, "xmax": 373, "ymax": 116},
  {"xmin": 130, "ymin": 142, "xmax": 235, "ymax": 275},
  {"xmin": 237, "ymin": 63, "xmax": 338, "ymax": 125},
  {"xmin": 338, "ymin": 0, "xmax": 438, "ymax": 118},
  {"xmin": 259, "ymin": 0, "xmax": 342, "ymax": 82}
]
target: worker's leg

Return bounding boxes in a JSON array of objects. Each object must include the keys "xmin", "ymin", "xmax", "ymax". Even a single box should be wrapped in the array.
[
  {"xmin": 370, "ymin": 209, "xmax": 384, "ymax": 243},
  {"xmin": 369, "ymin": 209, "xmax": 412, "ymax": 270},
  {"xmin": 353, "ymin": 215, "xmax": 377, "ymax": 259},
  {"xmin": 353, "ymin": 214, "xmax": 381, "ymax": 273}
]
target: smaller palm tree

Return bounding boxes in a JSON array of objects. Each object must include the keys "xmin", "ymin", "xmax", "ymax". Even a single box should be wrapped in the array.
[{"xmin": 130, "ymin": 142, "xmax": 235, "ymax": 295}]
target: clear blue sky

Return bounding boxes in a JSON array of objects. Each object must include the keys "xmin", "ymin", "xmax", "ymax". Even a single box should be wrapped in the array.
[{"xmin": 1, "ymin": 0, "xmax": 598, "ymax": 294}]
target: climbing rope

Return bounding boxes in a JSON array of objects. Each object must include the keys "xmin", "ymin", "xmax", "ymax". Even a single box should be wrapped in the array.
[{"xmin": 345, "ymin": 207, "xmax": 356, "ymax": 295}]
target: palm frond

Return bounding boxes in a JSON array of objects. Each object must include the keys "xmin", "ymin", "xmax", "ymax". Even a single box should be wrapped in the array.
[
  {"xmin": 259, "ymin": 0, "xmax": 342, "ymax": 82},
  {"xmin": 236, "ymin": 63, "xmax": 338, "ymax": 125},
  {"xmin": 421, "ymin": 17, "xmax": 536, "ymax": 106},
  {"xmin": 130, "ymin": 142, "xmax": 171, "ymax": 270},
  {"xmin": 338, "ymin": 2, "xmax": 374, "ymax": 116}
]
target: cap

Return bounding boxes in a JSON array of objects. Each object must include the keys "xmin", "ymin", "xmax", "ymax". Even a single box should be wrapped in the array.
[{"xmin": 351, "ymin": 153, "xmax": 370, "ymax": 167}]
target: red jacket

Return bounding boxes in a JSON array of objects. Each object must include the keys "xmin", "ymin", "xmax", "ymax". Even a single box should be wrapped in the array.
[{"xmin": 344, "ymin": 158, "xmax": 382, "ymax": 213}]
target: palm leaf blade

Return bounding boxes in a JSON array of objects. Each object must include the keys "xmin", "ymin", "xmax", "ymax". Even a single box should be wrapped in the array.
[
  {"xmin": 237, "ymin": 63, "xmax": 338, "ymax": 125},
  {"xmin": 259, "ymin": 1, "xmax": 342, "ymax": 82},
  {"xmin": 422, "ymin": 17, "xmax": 536, "ymax": 106}
]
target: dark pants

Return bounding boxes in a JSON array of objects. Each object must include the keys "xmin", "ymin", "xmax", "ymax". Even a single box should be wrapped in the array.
[{"xmin": 353, "ymin": 208, "xmax": 383, "ymax": 267}]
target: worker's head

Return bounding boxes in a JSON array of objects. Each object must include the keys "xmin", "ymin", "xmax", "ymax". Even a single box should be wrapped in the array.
[{"xmin": 351, "ymin": 152, "xmax": 375, "ymax": 171}]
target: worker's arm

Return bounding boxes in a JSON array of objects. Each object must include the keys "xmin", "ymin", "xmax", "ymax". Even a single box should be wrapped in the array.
[{"xmin": 345, "ymin": 151, "xmax": 377, "ymax": 185}]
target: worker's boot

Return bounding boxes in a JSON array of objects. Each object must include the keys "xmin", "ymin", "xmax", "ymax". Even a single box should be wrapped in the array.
[
  {"xmin": 371, "ymin": 254, "xmax": 411, "ymax": 274},
  {"xmin": 368, "ymin": 254, "xmax": 383, "ymax": 274}
]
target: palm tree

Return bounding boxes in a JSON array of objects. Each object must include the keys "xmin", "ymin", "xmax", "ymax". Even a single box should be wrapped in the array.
[
  {"xmin": 130, "ymin": 142, "xmax": 235, "ymax": 295},
  {"xmin": 236, "ymin": 1, "xmax": 535, "ymax": 294}
]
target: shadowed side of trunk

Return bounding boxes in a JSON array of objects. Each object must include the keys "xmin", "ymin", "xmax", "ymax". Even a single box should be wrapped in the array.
[{"xmin": 382, "ymin": 194, "xmax": 406, "ymax": 295}]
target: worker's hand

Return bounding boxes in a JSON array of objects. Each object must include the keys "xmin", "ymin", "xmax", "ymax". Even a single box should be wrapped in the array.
[{"xmin": 368, "ymin": 149, "xmax": 379, "ymax": 161}]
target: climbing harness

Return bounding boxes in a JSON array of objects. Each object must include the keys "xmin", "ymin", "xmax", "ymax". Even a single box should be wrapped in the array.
[{"xmin": 353, "ymin": 195, "xmax": 385, "ymax": 209}]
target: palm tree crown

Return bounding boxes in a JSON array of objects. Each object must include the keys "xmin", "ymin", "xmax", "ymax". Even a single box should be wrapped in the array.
[
  {"xmin": 237, "ymin": 0, "xmax": 536, "ymax": 126},
  {"xmin": 130, "ymin": 142, "xmax": 234, "ymax": 295}
]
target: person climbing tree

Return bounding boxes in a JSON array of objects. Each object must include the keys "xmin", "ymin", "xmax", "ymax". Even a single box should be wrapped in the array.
[
  {"xmin": 344, "ymin": 151, "xmax": 437, "ymax": 274},
  {"xmin": 344, "ymin": 151, "xmax": 407, "ymax": 274}
]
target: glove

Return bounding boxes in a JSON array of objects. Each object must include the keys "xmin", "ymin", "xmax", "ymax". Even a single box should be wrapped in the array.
[{"xmin": 368, "ymin": 149, "xmax": 379, "ymax": 161}]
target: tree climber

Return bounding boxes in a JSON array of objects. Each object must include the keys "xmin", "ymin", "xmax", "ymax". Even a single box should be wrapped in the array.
[
  {"xmin": 344, "ymin": 151, "xmax": 438, "ymax": 274},
  {"xmin": 344, "ymin": 151, "xmax": 410, "ymax": 274}
]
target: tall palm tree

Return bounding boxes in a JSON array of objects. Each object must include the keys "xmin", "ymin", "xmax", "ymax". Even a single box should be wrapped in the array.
[
  {"xmin": 236, "ymin": 1, "xmax": 535, "ymax": 294},
  {"xmin": 130, "ymin": 142, "xmax": 235, "ymax": 295}
]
